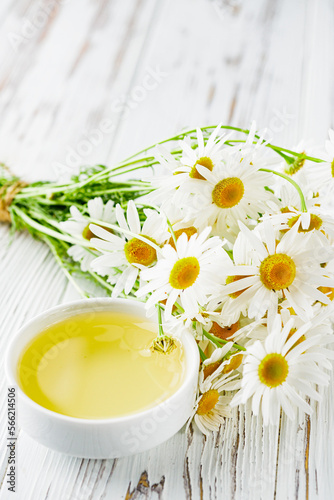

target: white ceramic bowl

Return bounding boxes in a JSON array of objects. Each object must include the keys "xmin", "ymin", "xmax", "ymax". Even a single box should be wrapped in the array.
[{"xmin": 5, "ymin": 298, "xmax": 199, "ymax": 459}]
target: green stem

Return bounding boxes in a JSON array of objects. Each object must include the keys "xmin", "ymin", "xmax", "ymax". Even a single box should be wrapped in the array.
[
  {"xmin": 260, "ymin": 168, "xmax": 307, "ymax": 212},
  {"xmin": 198, "ymin": 345, "xmax": 207, "ymax": 361},
  {"xmin": 108, "ymin": 164, "xmax": 156, "ymax": 178},
  {"xmin": 91, "ymin": 187, "xmax": 152, "ymax": 196},
  {"xmin": 266, "ymin": 145, "xmax": 325, "ymax": 163},
  {"xmin": 151, "ymin": 124, "xmax": 250, "ymax": 146},
  {"xmin": 9, "ymin": 125, "xmax": 325, "ymax": 204},
  {"xmin": 173, "ymin": 302, "xmax": 185, "ymax": 315},
  {"xmin": 86, "ymin": 270, "xmax": 115, "ymax": 293},
  {"xmin": 12, "ymin": 207, "xmax": 92, "ymax": 247},
  {"xmin": 157, "ymin": 304, "xmax": 164, "ymax": 337},
  {"xmin": 85, "ymin": 157, "xmax": 156, "ymax": 180},
  {"xmin": 74, "ymin": 125, "xmax": 247, "ymax": 186},
  {"xmin": 166, "ymin": 218, "xmax": 177, "ymax": 247},
  {"xmin": 13, "ymin": 160, "xmax": 154, "ymax": 199},
  {"xmin": 27, "ymin": 209, "xmax": 68, "ymax": 231},
  {"xmin": 22, "ymin": 197, "xmax": 79, "ymax": 207},
  {"xmin": 202, "ymin": 327, "xmax": 246, "ymax": 352}
]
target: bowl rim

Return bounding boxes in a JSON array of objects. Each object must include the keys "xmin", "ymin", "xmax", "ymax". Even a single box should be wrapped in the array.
[{"xmin": 5, "ymin": 297, "xmax": 199, "ymax": 425}]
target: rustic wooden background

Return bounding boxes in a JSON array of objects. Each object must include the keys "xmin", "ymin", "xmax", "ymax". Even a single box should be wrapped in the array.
[{"xmin": 0, "ymin": 0, "xmax": 334, "ymax": 498}]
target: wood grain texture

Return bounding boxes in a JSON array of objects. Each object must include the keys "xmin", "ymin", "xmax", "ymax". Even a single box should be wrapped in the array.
[{"xmin": 0, "ymin": 0, "xmax": 334, "ymax": 499}]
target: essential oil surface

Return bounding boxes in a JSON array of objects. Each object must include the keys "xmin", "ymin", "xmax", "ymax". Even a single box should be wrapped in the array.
[{"xmin": 17, "ymin": 311, "xmax": 185, "ymax": 419}]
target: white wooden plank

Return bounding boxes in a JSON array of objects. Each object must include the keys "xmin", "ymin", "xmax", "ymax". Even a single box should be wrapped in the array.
[{"xmin": 0, "ymin": 0, "xmax": 160, "ymax": 181}]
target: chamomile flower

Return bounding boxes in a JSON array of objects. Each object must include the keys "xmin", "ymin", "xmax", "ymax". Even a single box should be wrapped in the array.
[
  {"xmin": 146, "ymin": 125, "xmax": 230, "ymax": 209},
  {"xmin": 273, "ymin": 140, "xmax": 314, "ymax": 196},
  {"xmin": 183, "ymin": 156, "xmax": 274, "ymax": 240},
  {"xmin": 90, "ymin": 201, "xmax": 169, "ymax": 297},
  {"xmin": 199, "ymin": 302, "xmax": 266, "ymax": 346},
  {"xmin": 214, "ymin": 294, "xmax": 249, "ymax": 327},
  {"xmin": 226, "ymin": 318, "xmax": 268, "ymax": 345},
  {"xmin": 190, "ymin": 350, "xmax": 241, "ymax": 435},
  {"xmin": 201, "ymin": 342, "xmax": 243, "ymax": 380},
  {"xmin": 231, "ymin": 315, "xmax": 333, "ymax": 425},
  {"xmin": 66, "ymin": 245, "xmax": 96, "ymax": 273},
  {"xmin": 60, "ymin": 197, "xmax": 116, "ymax": 239},
  {"xmin": 145, "ymin": 146, "xmax": 192, "ymax": 210},
  {"xmin": 179, "ymin": 125, "xmax": 231, "ymax": 179},
  {"xmin": 137, "ymin": 228, "xmax": 230, "ymax": 319},
  {"xmin": 278, "ymin": 183, "xmax": 305, "ymax": 210},
  {"xmin": 230, "ymin": 121, "xmax": 266, "ymax": 155},
  {"xmin": 59, "ymin": 197, "xmax": 116, "ymax": 271},
  {"xmin": 159, "ymin": 311, "xmax": 193, "ymax": 339},
  {"xmin": 265, "ymin": 205, "xmax": 334, "ymax": 245},
  {"xmin": 194, "ymin": 312, "xmax": 238, "ymax": 342},
  {"xmin": 222, "ymin": 121, "xmax": 282, "ymax": 171},
  {"xmin": 282, "ymin": 144, "xmax": 309, "ymax": 176},
  {"xmin": 316, "ymin": 259, "xmax": 334, "ymax": 307},
  {"xmin": 266, "ymin": 181, "xmax": 314, "ymax": 216},
  {"xmin": 208, "ymin": 230, "xmax": 262, "ymax": 325},
  {"xmin": 219, "ymin": 221, "xmax": 334, "ymax": 323},
  {"xmin": 278, "ymin": 300, "xmax": 326, "ymax": 332},
  {"xmin": 164, "ymin": 206, "xmax": 199, "ymax": 250}
]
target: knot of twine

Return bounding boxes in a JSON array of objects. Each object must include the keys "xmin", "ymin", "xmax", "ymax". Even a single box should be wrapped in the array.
[{"xmin": 0, "ymin": 180, "xmax": 28, "ymax": 223}]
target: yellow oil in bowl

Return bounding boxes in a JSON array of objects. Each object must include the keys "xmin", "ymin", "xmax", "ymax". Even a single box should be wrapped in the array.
[{"xmin": 17, "ymin": 311, "xmax": 185, "ymax": 419}]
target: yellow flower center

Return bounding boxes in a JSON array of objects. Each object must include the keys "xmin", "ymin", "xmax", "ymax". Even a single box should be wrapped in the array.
[
  {"xmin": 258, "ymin": 353, "xmax": 289, "ymax": 388},
  {"xmin": 124, "ymin": 236, "xmax": 157, "ymax": 266},
  {"xmin": 281, "ymin": 207, "xmax": 293, "ymax": 214},
  {"xmin": 159, "ymin": 298, "xmax": 177, "ymax": 313},
  {"xmin": 279, "ymin": 306, "xmax": 296, "ymax": 315},
  {"xmin": 196, "ymin": 389, "xmax": 219, "ymax": 415},
  {"xmin": 284, "ymin": 155, "xmax": 305, "ymax": 175},
  {"xmin": 318, "ymin": 285, "xmax": 334, "ymax": 305},
  {"xmin": 82, "ymin": 224, "xmax": 113, "ymax": 241},
  {"xmin": 169, "ymin": 226, "xmax": 197, "ymax": 249},
  {"xmin": 169, "ymin": 257, "xmax": 200, "ymax": 289},
  {"xmin": 331, "ymin": 158, "xmax": 334, "ymax": 178},
  {"xmin": 203, "ymin": 361, "xmax": 221, "ymax": 380},
  {"xmin": 287, "ymin": 213, "xmax": 323, "ymax": 232},
  {"xmin": 226, "ymin": 275, "xmax": 251, "ymax": 299},
  {"xmin": 209, "ymin": 320, "xmax": 240, "ymax": 339},
  {"xmin": 223, "ymin": 353, "xmax": 243, "ymax": 374},
  {"xmin": 260, "ymin": 254, "xmax": 296, "ymax": 291},
  {"xmin": 189, "ymin": 156, "xmax": 214, "ymax": 180},
  {"xmin": 286, "ymin": 328, "xmax": 306, "ymax": 353},
  {"xmin": 212, "ymin": 177, "xmax": 244, "ymax": 209}
]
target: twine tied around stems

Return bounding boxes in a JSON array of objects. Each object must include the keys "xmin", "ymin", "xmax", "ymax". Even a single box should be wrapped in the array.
[{"xmin": 0, "ymin": 179, "xmax": 28, "ymax": 223}]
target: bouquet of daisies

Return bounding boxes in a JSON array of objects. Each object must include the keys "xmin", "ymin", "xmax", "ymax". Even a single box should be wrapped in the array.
[{"xmin": 2, "ymin": 123, "xmax": 334, "ymax": 433}]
